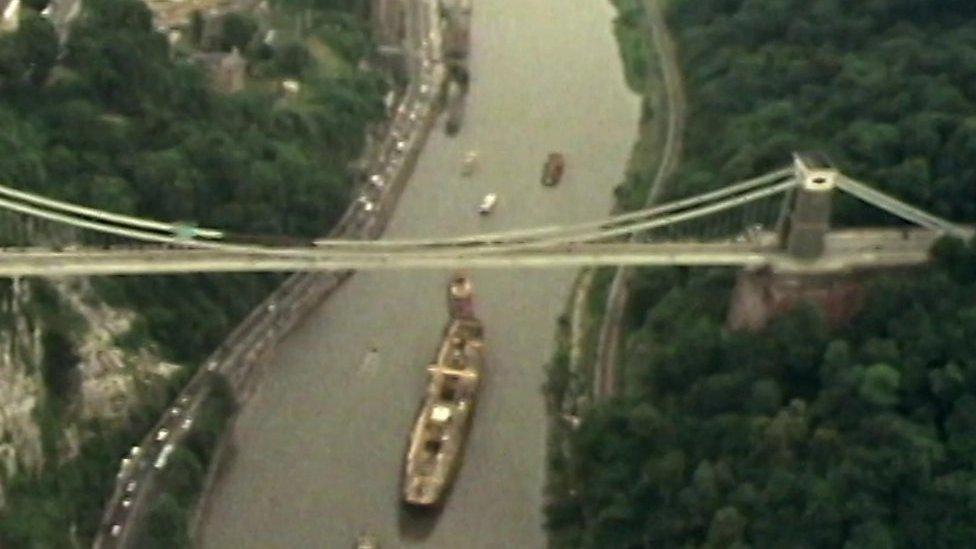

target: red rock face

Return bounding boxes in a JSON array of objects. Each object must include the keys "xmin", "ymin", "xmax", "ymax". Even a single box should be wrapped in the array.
[{"xmin": 726, "ymin": 268, "xmax": 866, "ymax": 332}]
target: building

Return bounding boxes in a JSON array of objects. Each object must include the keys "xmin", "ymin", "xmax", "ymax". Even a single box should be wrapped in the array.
[
  {"xmin": 0, "ymin": 0, "xmax": 20, "ymax": 33},
  {"xmin": 191, "ymin": 47, "xmax": 246, "ymax": 93}
]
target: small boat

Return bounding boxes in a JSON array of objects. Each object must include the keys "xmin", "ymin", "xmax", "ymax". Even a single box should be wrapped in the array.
[
  {"xmin": 478, "ymin": 193, "xmax": 497, "ymax": 215},
  {"xmin": 541, "ymin": 152, "xmax": 566, "ymax": 186},
  {"xmin": 448, "ymin": 273, "xmax": 474, "ymax": 318}
]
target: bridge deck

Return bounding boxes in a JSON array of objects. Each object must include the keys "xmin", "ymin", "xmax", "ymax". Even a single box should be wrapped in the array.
[{"xmin": 0, "ymin": 228, "xmax": 952, "ymax": 276}]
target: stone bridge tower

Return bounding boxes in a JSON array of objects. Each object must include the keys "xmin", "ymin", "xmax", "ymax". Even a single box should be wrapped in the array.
[{"xmin": 782, "ymin": 152, "xmax": 838, "ymax": 259}]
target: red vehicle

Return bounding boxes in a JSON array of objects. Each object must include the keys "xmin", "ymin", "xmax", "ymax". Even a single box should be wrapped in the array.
[{"xmin": 542, "ymin": 152, "xmax": 565, "ymax": 186}]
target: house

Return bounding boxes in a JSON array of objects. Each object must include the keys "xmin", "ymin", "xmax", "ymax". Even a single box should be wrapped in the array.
[{"xmin": 0, "ymin": 0, "xmax": 20, "ymax": 33}]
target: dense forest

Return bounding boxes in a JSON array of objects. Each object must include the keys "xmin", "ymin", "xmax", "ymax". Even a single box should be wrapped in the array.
[
  {"xmin": 664, "ymin": 0, "xmax": 976, "ymax": 223},
  {"xmin": 548, "ymin": 237, "xmax": 976, "ymax": 547},
  {"xmin": 0, "ymin": 0, "xmax": 383, "ymax": 544},
  {"xmin": 547, "ymin": 1, "xmax": 976, "ymax": 547}
]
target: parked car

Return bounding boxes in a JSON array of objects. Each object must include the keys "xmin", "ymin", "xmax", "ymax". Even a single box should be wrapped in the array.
[
  {"xmin": 155, "ymin": 443, "xmax": 175, "ymax": 470},
  {"xmin": 478, "ymin": 193, "xmax": 497, "ymax": 215},
  {"xmin": 369, "ymin": 174, "xmax": 385, "ymax": 190},
  {"xmin": 117, "ymin": 457, "xmax": 133, "ymax": 479},
  {"xmin": 356, "ymin": 196, "xmax": 376, "ymax": 212}
]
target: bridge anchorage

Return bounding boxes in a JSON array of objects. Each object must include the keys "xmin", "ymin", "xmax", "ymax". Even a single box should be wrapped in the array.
[{"xmin": 0, "ymin": 151, "xmax": 969, "ymax": 277}]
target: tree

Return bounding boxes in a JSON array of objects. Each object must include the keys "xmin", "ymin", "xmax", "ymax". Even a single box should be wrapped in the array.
[
  {"xmin": 859, "ymin": 363, "xmax": 901, "ymax": 407},
  {"xmin": 141, "ymin": 494, "xmax": 189, "ymax": 548},
  {"xmin": 275, "ymin": 42, "xmax": 311, "ymax": 77},
  {"xmin": 221, "ymin": 13, "xmax": 258, "ymax": 52}
]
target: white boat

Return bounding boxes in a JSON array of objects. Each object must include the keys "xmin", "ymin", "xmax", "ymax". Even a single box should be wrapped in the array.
[{"xmin": 478, "ymin": 193, "xmax": 497, "ymax": 215}]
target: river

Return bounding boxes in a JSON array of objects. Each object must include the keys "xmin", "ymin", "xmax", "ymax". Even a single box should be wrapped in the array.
[{"xmin": 198, "ymin": 0, "xmax": 639, "ymax": 547}]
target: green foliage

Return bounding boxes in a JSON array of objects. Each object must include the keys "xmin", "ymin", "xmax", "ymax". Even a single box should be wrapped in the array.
[
  {"xmin": 141, "ymin": 375, "xmax": 235, "ymax": 544},
  {"xmin": 158, "ymin": 446, "xmax": 205, "ymax": 507},
  {"xmin": 660, "ymin": 0, "xmax": 976, "ymax": 223},
  {"xmin": 41, "ymin": 329, "xmax": 80, "ymax": 402},
  {"xmin": 22, "ymin": 0, "xmax": 50, "ymax": 10},
  {"xmin": 0, "ymin": 0, "xmax": 382, "ymax": 545},
  {"xmin": 0, "ymin": 418, "xmax": 157, "ymax": 546},
  {"xmin": 275, "ymin": 41, "xmax": 312, "ymax": 77},
  {"xmin": 140, "ymin": 494, "xmax": 190, "ymax": 548},
  {"xmin": 858, "ymin": 363, "xmax": 901, "ymax": 407},
  {"xmin": 608, "ymin": 0, "xmax": 649, "ymax": 92},
  {"xmin": 221, "ymin": 12, "xmax": 258, "ymax": 52},
  {"xmin": 0, "ymin": 13, "xmax": 58, "ymax": 88},
  {"xmin": 547, "ymin": 237, "xmax": 976, "ymax": 545}
]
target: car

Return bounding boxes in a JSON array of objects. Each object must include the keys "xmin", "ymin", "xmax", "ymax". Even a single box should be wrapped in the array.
[
  {"xmin": 169, "ymin": 407, "xmax": 181, "ymax": 417},
  {"xmin": 395, "ymin": 140, "xmax": 407, "ymax": 152},
  {"xmin": 121, "ymin": 498, "xmax": 133, "ymax": 509},
  {"xmin": 369, "ymin": 174, "xmax": 385, "ymax": 190},
  {"xmin": 155, "ymin": 443, "xmax": 175, "ymax": 470},
  {"xmin": 117, "ymin": 457, "xmax": 133, "ymax": 479},
  {"xmin": 181, "ymin": 416, "xmax": 194, "ymax": 430},
  {"xmin": 130, "ymin": 446, "xmax": 141, "ymax": 457},
  {"xmin": 206, "ymin": 359, "xmax": 218, "ymax": 371},
  {"xmin": 178, "ymin": 396, "xmax": 190, "ymax": 406},
  {"xmin": 125, "ymin": 480, "xmax": 138, "ymax": 494},
  {"xmin": 356, "ymin": 196, "xmax": 375, "ymax": 212},
  {"xmin": 478, "ymin": 193, "xmax": 497, "ymax": 215},
  {"xmin": 110, "ymin": 524, "xmax": 122, "ymax": 537},
  {"xmin": 155, "ymin": 428, "xmax": 170, "ymax": 442}
]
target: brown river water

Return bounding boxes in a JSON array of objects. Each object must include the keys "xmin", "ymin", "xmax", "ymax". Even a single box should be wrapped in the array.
[{"xmin": 199, "ymin": 1, "xmax": 639, "ymax": 546}]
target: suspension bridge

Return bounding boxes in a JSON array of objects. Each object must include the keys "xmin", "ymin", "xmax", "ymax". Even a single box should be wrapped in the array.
[{"xmin": 0, "ymin": 153, "xmax": 970, "ymax": 277}]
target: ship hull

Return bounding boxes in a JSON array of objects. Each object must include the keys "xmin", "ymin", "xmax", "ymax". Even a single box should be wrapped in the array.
[{"xmin": 401, "ymin": 312, "xmax": 484, "ymax": 507}]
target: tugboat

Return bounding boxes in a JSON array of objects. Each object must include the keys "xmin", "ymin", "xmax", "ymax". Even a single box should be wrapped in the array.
[
  {"xmin": 402, "ymin": 277, "xmax": 485, "ymax": 507},
  {"xmin": 448, "ymin": 272, "xmax": 474, "ymax": 318}
]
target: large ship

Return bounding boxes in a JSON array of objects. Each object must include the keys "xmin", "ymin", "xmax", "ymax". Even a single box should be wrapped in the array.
[{"xmin": 402, "ymin": 275, "xmax": 485, "ymax": 507}]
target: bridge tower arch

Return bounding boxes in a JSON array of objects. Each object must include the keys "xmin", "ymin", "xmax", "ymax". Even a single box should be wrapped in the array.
[{"xmin": 782, "ymin": 152, "xmax": 837, "ymax": 259}]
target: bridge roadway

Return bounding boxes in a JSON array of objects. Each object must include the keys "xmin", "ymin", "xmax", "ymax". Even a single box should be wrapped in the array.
[
  {"xmin": 0, "ymin": 228, "xmax": 954, "ymax": 276},
  {"xmin": 196, "ymin": 0, "xmax": 640, "ymax": 548}
]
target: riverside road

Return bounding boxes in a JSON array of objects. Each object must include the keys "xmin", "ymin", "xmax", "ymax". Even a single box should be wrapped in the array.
[{"xmin": 197, "ymin": 1, "xmax": 639, "ymax": 547}]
